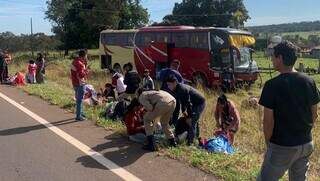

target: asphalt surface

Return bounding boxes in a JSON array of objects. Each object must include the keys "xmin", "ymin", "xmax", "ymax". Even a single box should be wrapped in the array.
[{"xmin": 0, "ymin": 85, "xmax": 216, "ymax": 181}]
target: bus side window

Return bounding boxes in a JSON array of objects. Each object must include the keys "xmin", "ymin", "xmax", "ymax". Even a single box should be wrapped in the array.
[
  {"xmin": 190, "ymin": 32, "xmax": 208, "ymax": 49},
  {"xmin": 128, "ymin": 33, "xmax": 135, "ymax": 46},
  {"xmin": 135, "ymin": 32, "xmax": 143, "ymax": 46},
  {"xmin": 142, "ymin": 33, "xmax": 155, "ymax": 47},
  {"xmin": 156, "ymin": 33, "xmax": 169, "ymax": 43},
  {"xmin": 172, "ymin": 32, "xmax": 189, "ymax": 48}
]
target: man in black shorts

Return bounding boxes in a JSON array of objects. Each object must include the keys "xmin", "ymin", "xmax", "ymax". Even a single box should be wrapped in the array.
[{"xmin": 257, "ymin": 41, "xmax": 320, "ymax": 180}]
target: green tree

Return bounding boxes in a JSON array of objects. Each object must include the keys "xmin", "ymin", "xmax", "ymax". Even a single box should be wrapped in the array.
[
  {"xmin": 308, "ymin": 35, "xmax": 320, "ymax": 47},
  {"xmin": 118, "ymin": 0, "xmax": 149, "ymax": 29},
  {"xmin": 162, "ymin": 0, "xmax": 249, "ymax": 28},
  {"xmin": 45, "ymin": 0, "xmax": 149, "ymax": 52}
]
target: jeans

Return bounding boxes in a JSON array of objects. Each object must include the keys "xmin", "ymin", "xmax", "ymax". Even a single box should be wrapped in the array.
[
  {"xmin": 74, "ymin": 85, "xmax": 85, "ymax": 119},
  {"xmin": 257, "ymin": 142, "xmax": 314, "ymax": 181},
  {"xmin": 187, "ymin": 102, "xmax": 205, "ymax": 144}
]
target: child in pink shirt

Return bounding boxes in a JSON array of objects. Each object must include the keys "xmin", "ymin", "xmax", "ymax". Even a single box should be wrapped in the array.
[{"xmin": 27, "ymin": 60, "xmax": 37, "ymax": 84}]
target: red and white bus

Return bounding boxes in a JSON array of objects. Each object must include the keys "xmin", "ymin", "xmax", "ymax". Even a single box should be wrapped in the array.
[{"xmin": 100, "ymin": 26, "xmax": 258, "ymax": 87}]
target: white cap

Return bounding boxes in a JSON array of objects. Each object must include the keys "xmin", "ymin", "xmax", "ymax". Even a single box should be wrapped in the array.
[{"xmin": 268, "ymin": 36, "xmax": 282, "ymax": 49}]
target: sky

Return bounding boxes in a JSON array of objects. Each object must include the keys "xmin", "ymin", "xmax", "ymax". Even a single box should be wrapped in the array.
[{"xmin": 1, "ymin": 0, "xmax": 320, "ymax": 35}]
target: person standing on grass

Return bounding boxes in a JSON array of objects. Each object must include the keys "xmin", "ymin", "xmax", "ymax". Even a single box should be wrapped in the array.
[
  {"xmin": 71, "ymin": 50, "xmax": 89, "ymax": 121},
  {"xmin": 27, "ymin": 60, "xmax": 37, "ymax": 84},
  {"xmin": 123, "ymin": 62, "xmax": 141, "ymax": 100},
  {"xmin": 142, "ymin": 69, "xmax": 155, "ymax": 91},
  {"xmin": 35, "ymin": 53, "xmax": 45, "ymax": 83},
  {"xmin": 2, "ymin": 50, "xmax": 11, "ymax": 82},
  {"xmin": 0, "ymin": 51, "xmax": 5, "ymax": 83},
  {"xmin": 110, "ymin": 69, "xmax": 126, "ymax": 98},
  {"xmin": 166, "ymin": 75, "xmax": 206, "ymax": 145},
  {"xmin": 257, "ymin": 41, "xmax": 320, "ymax": 181}
]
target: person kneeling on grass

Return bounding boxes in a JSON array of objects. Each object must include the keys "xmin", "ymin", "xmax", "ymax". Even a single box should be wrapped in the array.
[
  {"xmin": 124, "ymin": 98, "xmax": 146, "ymax": 144},
  {"xmin": 214, "ymin": 94, "xmax": 240, "ymax": 144},
  {"xmin": 137, "ymin": 88, "xmax": 177, "ymax": 151}
]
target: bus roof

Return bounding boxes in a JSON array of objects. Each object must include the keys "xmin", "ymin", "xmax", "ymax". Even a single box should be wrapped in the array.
[
  {"xmin": 100, "ymin": 29, "xmax": 137, "ymax": 34},
  {"xmin": 214, "ymin": 27, "xmax": 253, "ymax": 36},
  {"xmin": 138, "ymin": 26, "xmax": 253, "ymax": 36},
  {"xmin": 101, "ymin": 26, "xmax": 253, "ymax": 36}
]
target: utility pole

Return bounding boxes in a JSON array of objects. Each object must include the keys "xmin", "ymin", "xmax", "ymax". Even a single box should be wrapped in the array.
[{"xmin": 30, "ymin": 17, "xmax": 34, "ymax": 57}]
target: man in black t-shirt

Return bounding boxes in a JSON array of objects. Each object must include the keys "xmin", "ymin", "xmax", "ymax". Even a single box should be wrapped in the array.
[
  {"xmin": 123, "ymin": 63, "xmax": 141, "ymax": 100},
  {"xmin": 257, "ymin": 41, "xmax": 320, "ymax": 181}
]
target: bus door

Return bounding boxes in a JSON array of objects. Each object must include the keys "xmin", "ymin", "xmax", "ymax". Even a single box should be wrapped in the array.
[
  {"xmin": 148, "ymin": 41, "xmax": 169, "ymax": 78},
  {"xmin": 209, "ymin": 31, "xmax": 232, "ymax": 85}
]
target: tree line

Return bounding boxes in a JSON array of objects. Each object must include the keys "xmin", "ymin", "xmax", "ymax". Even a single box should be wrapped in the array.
[
  {"xmin": 254, "ymin": 34, "xmax": 320, "ymax": 50},
  {"xmin": 0, "ymin": 32, "xmax": 60, "ymax": 53},
  {"xmin": 248, "ymin": 21, "xmax": 320, "ymax": 34}
]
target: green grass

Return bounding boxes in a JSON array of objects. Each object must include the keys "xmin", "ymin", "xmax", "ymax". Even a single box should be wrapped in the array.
[
  {"xmin": 257, "ymin": 31, "xmax": 320, "ymax": 40},
  {"xmin": 9, "ymin": 50, "xmax": 320, "ymax": 181},
  {"xmin": 281, "ymin": 31, "xmax": 320, "ymax": 39}
]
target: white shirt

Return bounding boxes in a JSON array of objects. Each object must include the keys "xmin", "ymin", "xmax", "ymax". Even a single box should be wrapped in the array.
[{"xmin": 116, "ymin": 76, "xmax": 127, "ymax": 94}]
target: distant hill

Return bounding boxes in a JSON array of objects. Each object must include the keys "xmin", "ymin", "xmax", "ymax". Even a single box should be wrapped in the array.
[{"xmin": 247, "ymin": 21, "xmax": 320, "ymax": 34}]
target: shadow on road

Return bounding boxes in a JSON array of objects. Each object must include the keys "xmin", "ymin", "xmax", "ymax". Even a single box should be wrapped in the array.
[
  {"xmin": 76, "ymin": 132, "xmax": 147, "ymax": 169},
  {"xmin": 0, "ymin": 118, "xmax": 77, "ymax": 136}
]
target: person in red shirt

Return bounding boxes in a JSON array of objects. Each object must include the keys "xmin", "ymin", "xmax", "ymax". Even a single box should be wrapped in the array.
[
  {"xmin": 27, "ymin": 60, "xmax": 37, "ymax": 84},
  {"xmin": 214, "ymin": 94, "xmax": 241, "ymax": 144},
  {"xmin": 124, "ymin": 98, "xmax": 146, "ymax": 143},
  {"xmin": 71, "ymin": 50, "xmax": 89, "ymax": 121}
]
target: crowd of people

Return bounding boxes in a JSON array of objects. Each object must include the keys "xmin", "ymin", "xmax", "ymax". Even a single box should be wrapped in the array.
[
  {"xmin": 70, "ymin": 40, "xmax": 319, "ymax": 180},
  {"xmin": 0, "ymin": 51, "xmax": 46, "ymax": 85},
  {"xmin": 70, "ymin": 49, "xmax": 242, "ymax": 152}
]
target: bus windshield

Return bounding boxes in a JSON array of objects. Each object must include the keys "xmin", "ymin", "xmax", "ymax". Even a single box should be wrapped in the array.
[{"xmin": 234, "ymin": 47, "xmax": 251, "ymax": 67}]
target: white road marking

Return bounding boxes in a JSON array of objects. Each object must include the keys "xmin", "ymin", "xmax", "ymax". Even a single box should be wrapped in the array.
[{"xmin": 0, "ymin": 92, "xmax": 142, "ymax": 181}]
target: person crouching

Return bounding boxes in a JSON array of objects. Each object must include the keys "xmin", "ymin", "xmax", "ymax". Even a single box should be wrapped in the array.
[
  {"xmin": 124, "ymin": 98, "xmax": 146, "ymax": 144},
  {"xmin": 214, "ymin": 94, "xmax": 240, "ymax": 144},
  {"xmin": 137, "ymin": 88, "xmax": 177, "ymax": 151}
]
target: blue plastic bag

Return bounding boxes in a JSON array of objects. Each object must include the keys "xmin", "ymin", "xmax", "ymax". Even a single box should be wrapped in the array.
[{"xmin": 205, "ymin": 135, "xmax": 234, "ymax": 154}]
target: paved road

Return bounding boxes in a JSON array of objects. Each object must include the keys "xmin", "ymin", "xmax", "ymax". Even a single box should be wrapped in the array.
[{"xmin": 0, "ymin": 85, "xmax": 216, "ymax": 181}]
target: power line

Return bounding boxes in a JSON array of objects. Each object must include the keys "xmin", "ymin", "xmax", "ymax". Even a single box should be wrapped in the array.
[
  {"xmin": 168, "ymin": 13, "xmax": 233, "ymax": 17},
  {"xmin": 67, "ymin": 7, "xmax": 120, "ymax": 13}
]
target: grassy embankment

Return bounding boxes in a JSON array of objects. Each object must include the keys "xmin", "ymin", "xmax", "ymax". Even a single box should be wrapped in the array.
[{"xmin": 9, "ymin": 49, "xmax": 320, "ymax": 181}]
